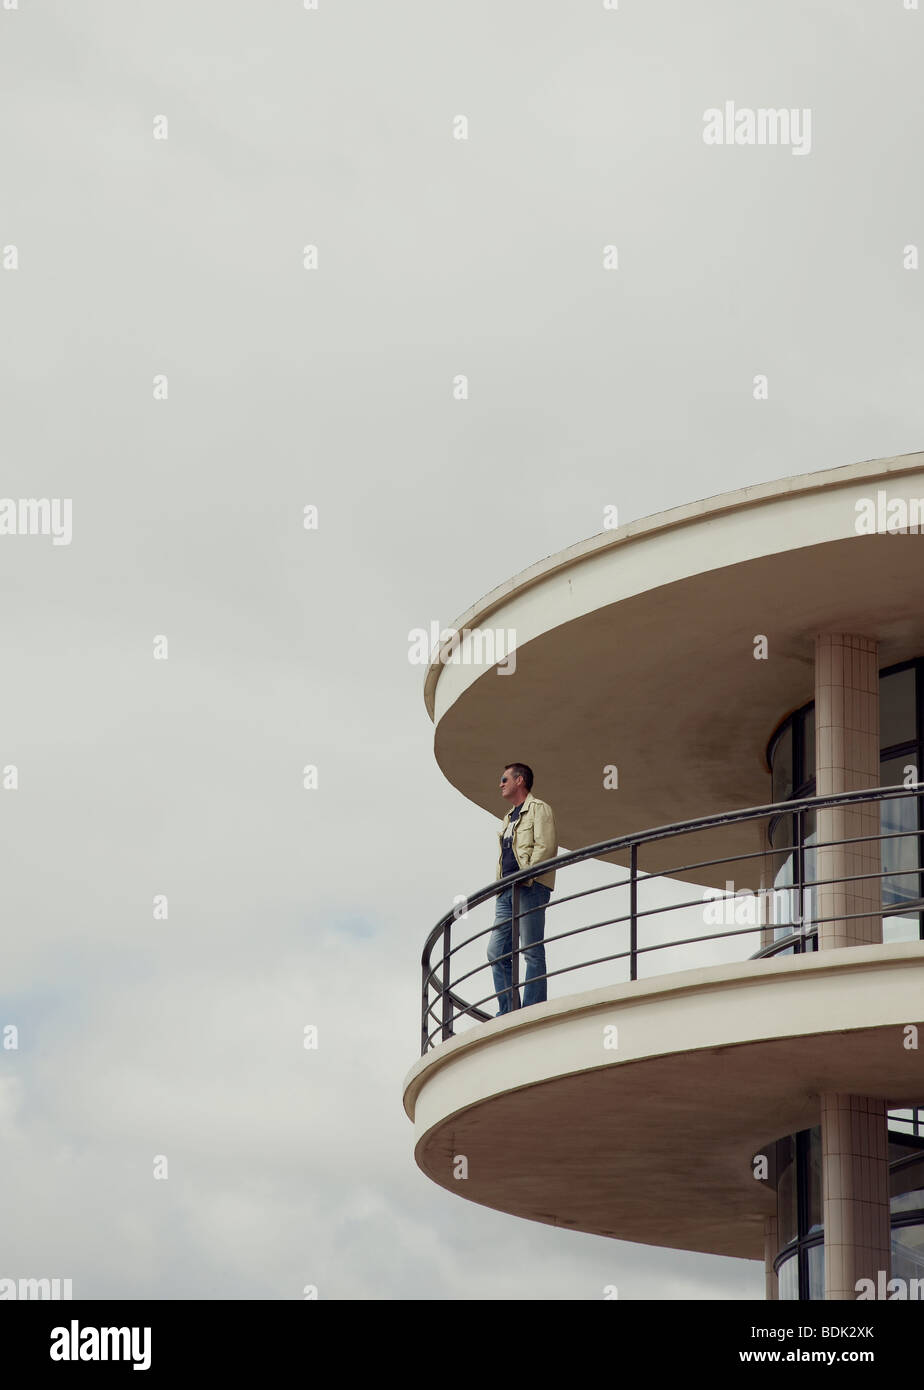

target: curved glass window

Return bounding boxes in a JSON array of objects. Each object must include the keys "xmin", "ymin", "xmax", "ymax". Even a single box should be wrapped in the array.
[
  {"xmin": 772, "ymin": 1124, "xmax": 924, "ymax": 1299},
  {"xmin": 777, "ymin": 1255, "xmax": 798, "ymax": 1301},
  {"xmin": 806, "ymin": 1243, "xmax": 825, "ymax": 1300},
  {"xmin": 766, "ymin": 661, "xmax": 924, "ymax": 947},
  {"xmin": 880, "ymin": 755, "xmax": 922, "ymax": 940},
  {"xmin": 776, "ymin": 1135, "xmax": 797, "ymax": 1246},
  {"xmin": 806, "ymin": 1126, "xmax": 823, "ymax": 1234},
  {"xmin": 768, "ymin": 816, "xmax": 798, "ymax": 935},
  {"xmin": 773, "ymin": 1129, "xmax": 822, "ymax": 1297},
  {"xmin": 892, "ymin": 1221, "xmax": 924, "ymax": 1285},
  {"xmin": 892, "ymin": 1189, "xmax": 924, "ymax": 1214},
  {"xmin": 881, "ymin": 666, "xmax": 916, "ymax": 747},
  {"xmin": 772, "ymin": 723, "xmax": 794, "ymax": 804}
]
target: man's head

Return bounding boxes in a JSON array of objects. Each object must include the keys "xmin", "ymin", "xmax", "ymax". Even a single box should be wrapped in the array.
[{"xmin": 500, "ymin": 762, "xmax": 533, "ymax": 806}]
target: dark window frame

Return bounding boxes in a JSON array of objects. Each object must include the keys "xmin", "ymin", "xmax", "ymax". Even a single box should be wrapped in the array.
[{"xmin": 773, "ymin": 1124, "xmax": 924, "ymax": 1299}]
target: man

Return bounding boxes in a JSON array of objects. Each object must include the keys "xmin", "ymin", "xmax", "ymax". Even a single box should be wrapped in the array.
[{"xmin": 487, "ymin": 763, "xmax": 557, "ymax": 1015}]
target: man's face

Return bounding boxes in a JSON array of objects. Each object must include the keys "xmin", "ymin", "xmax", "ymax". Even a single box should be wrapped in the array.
[{"xmin": 500, "ymin": 767, "xmax": 523, "ymax": 803}]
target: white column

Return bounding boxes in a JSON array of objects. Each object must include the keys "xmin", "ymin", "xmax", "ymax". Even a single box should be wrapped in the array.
[{"xmin": 814, "ymin": 634, "xmax": 891, "ymax": 1300}]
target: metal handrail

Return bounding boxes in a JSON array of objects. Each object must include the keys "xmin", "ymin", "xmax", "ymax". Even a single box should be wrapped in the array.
[{"xmin": 420, "ymin": 783, "xmax": 924, "ymax": 1053}]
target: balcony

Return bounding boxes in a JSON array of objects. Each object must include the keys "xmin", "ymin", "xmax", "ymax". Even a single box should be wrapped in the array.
[{"xmin": 403, "ymin": 785, "xmax": 924, "ymax": 1259}]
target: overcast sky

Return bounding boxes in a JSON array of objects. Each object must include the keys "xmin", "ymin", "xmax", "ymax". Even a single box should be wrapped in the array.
[{"xmin": 1, "ymin": 0, "xmax": 923, "ymax": 1301}]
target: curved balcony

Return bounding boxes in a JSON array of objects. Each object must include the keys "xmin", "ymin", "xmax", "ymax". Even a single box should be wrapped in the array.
[
  {"xmin": 417, "ymin": 783, "xmax": 924, "ymax": 1052},
  {"xmin": 403, "ymin": 784, "xmax": 924, "ymax": 1258}
]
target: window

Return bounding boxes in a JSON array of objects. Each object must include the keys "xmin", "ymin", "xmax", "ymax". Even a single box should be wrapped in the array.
[{"xmin": 766, "ymin": 661, "xmax": 923, "ymax": 946}]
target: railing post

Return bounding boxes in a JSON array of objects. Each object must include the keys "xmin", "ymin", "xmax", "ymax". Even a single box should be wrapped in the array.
[
  {"xmin": 421, "ymin": 955, "xmax": 430, "ymax": 1055},
  {"xmin": 511, "ymin": 880, "xmax": 521, "ymax": 1010},
  {"xmin": 440, "ymin": 920, "xmax": 453, "ymax": 1042},
  {"xmin": 629, "ymin": 842, "xmax": 638, "ymax": 981},
  {"xmin": 795, "ymin": 807, "xmax": 804, "ymax": 953}
]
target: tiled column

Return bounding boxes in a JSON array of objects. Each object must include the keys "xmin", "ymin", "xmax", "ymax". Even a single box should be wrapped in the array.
[
  {"xmin": 814, "ymin": 635, "xmax": 881, "ymax": 949},
  {"xmin": 821, "ymin": 1095, "xmax": 891, "ymax": 1300},
  {"xmin": 764, "ymin": 1215, "xmax": 779, "ymax": 1300},
  {"xmin": 815, "ymin": 635, "xmax": 891, "ymax": 1300}
]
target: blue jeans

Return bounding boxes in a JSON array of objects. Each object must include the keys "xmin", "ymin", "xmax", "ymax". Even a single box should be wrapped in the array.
[{"xmin": 487, "ymin": 882, "xmax": 552, "ymax": 1015}]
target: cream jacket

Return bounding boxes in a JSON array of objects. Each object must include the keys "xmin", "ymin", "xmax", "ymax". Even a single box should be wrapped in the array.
[{"xmin": 496, "ymin": 791, "xmax": 558, "ymax": 891}]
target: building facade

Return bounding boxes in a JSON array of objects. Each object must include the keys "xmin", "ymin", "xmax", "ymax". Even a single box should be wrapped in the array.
[{"xmin": 404, "ymin": 452, "xmax": 924, "ymax": 1300}]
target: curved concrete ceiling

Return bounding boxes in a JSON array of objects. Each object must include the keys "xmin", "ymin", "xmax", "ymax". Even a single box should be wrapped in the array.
[
  {"xmin": 426, "ymin": 452, "xmax": 924, "ymax": 889},
  {"xmin": 404, "ymin": 942, "xmax": 924, "ymax": 1259}
]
